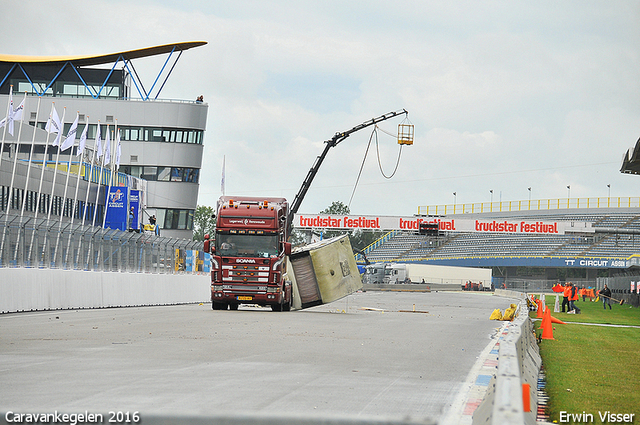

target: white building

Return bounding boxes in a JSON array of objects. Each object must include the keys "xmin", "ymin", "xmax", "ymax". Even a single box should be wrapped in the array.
[{"xmin": 0, "ymin": 42, "xmax": 208, "ymax": 239}]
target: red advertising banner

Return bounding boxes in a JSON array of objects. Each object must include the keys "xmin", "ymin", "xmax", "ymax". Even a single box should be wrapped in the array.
[{"xmin": 293, "ymin": 214, "xmax": 594, "ymax": 235}]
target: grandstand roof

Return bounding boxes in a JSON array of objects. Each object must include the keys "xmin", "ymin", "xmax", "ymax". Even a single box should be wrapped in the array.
[
  {"xmin": 620, "ymin": 137, "xmax": 640, "ymax": 175},
  {"xmin": 0, "ymin": 41, "xmax": 207, "ymax": 67}
]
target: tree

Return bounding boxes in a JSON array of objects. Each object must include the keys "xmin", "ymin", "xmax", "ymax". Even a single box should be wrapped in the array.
[
  {"xmin": 318, "ymin": 201, "xmax": 351, "ymax": 240},
  {"xmin": 350, "ymin": 229, "xmax": 386, "ymax": 252},
  {"xmin": 320, "ymin": 201, "xmax": 350, "ymax": 216},
  {"xmin": 193, "ymin": 205, "xmax": 216, "ymax": 241}
]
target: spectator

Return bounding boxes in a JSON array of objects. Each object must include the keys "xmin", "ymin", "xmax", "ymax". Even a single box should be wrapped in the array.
[
  {"xmin": 129, "ymin": 207, "xmax": 135, "ymax": 231},
  {"xmin": 599, "ymin": 284, "xmax": 612, "ymax": 310}
]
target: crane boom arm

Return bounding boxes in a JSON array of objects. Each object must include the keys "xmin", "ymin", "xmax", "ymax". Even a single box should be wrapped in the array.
[{"xmin": 287, "ymin": 109, "xmax": 407, "ymax": 234}]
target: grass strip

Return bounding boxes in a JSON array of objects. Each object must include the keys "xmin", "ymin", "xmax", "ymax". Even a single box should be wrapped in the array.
[{"xmin": 531, "ymin": 297, "xmax": 640, "ymax": 423}]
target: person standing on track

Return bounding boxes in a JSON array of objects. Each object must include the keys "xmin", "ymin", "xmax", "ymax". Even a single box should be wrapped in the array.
[
  {"xmin": 562, "ymin": 283, "xmax": 571, "ymax": 313},
  {"xmin": 599, "ymin": 284, "xmax": 612, "ymax": 310},
  {"xmin": 569, "ymin": 282, "xmax": 580, "ymax": 314}
]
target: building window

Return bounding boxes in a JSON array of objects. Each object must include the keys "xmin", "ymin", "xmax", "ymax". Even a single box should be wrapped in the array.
[
  {"xmin": 115, "ymin": 125, "xmax": 204, "ymax": 145},
  {"xmin": 157, "ymin": 208, "xmax": 194, "ymax": 230},
  {"xmin": 157, "ymin": 167, "xmax": 171, "ymax": 182}
]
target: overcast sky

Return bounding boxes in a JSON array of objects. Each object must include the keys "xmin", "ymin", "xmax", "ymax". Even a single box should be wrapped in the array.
[{"xmin": 3, "ymin": 1, "xmax": 639, "ymax": 216}]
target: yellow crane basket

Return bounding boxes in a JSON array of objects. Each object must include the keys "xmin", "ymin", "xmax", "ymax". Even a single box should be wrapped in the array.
[{"xmin": 397, "ymin": 116, "xmax": 414, "ymax": 145}]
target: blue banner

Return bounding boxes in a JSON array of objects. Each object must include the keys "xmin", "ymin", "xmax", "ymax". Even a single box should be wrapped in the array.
[
  {"xmin": 203, "ymin": 253, "xmax": 211, "ymax": 273},
  {"xmin": 104, "ymin": 187, "xmax": 129, "ymax": 231},
  {"xmin": 406, "ymin": 256, "xmax": 629, "ymax": 269},
  {"xmin": 185, "ymin": 250, "xmax": 196, "ymax": 272}
]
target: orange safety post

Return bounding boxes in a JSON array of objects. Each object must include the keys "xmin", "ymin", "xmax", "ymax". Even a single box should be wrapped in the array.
[{"xmin": 522, "ymin": 383, "xmax": 531, "ymax": 412}]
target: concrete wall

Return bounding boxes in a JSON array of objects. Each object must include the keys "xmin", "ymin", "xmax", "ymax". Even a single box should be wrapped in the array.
[
  {"xmin": 1, "ymin": 269, "xmax": 210, "ymax": 314},
  {"xmin": 472, "ymin": 292, "xmax": 542, "ymax": 425}
]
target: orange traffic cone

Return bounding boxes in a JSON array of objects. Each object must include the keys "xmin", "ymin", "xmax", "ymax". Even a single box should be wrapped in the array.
[
  {"xmin": 536, "ymin": 300, "xmax": 544, "ymax": 318},
  {"xmin": 541, "ymin": 308, "xmax": 554, "ymax": 340},
  {"xmin": 550, "ymin": 315, "xmax": 566, "ymax": 325}
]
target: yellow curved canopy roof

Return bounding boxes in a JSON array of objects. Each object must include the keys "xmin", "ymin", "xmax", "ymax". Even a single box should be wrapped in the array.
[{"xmin": 0, "ymin": 41, "xmax": 207, "ymax": 66}]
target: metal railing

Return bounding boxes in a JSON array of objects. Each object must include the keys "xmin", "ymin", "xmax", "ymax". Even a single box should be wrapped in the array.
[
  {"xmin": 0, "ymin": 212, "xmax": 203, "ymax": 273},
  {"xmin": 417, "ymin": 197, "xmax": 640, "ymax": 215}
]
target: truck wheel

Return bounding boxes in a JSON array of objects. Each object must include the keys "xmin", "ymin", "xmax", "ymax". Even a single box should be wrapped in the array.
[
  {"xmin": 229, "ymin": 303, "xmax": 239, "ymax": 311},
  {"xmin": 282, "ymin": 301, "xmax": 291, "ymax": 312},
  {"xmin": 212, "ymin": 301, "xmax": 227, "ymax": 310},
  {"xmin": 271, "ymin": 303, "xmax": 282, "ymax": 312}
]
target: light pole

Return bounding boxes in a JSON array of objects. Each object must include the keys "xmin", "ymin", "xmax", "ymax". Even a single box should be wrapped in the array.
[
  {"xmin": 490, "ymin": 190, "xmax": 493, "ymax": 203},
  {"xmin": 452, "ymin": 192, "xmax": 457, "ymax": 214},
  {"xmin": 567, "ymin": 185, "xmax": 571, "ymax": 198},
  {"xmin": 607, "ymin": 184, "xmax": 611, "ymax": 198},
  {"xmin": 528, "ymin": 187, "xmax": 531, "ymax": 201}
]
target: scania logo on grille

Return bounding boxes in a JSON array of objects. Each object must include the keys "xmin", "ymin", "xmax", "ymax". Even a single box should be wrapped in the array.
[{"xmin": 236, "ymin": 259, "xmax": 256, "ymax": 263}]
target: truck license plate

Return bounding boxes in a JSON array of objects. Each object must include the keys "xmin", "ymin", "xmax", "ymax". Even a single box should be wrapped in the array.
[{"xmin": 237, "ymin": 296, "xmax": 252, "ymax": 301}]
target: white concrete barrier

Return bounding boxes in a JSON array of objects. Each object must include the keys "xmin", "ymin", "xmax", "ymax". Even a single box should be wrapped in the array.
[
  {"xmin": 473, "ymin": 295, "xmax": 541, "ymax": 425},
  {"xmin": 0, "ymin": 269, "xmax": 210, "ymax": 313}
]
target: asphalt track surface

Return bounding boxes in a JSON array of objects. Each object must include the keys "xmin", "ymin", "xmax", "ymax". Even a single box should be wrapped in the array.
[{"xmin": 0, "ymin": 291, "xmax": 516, "ymax": 424}]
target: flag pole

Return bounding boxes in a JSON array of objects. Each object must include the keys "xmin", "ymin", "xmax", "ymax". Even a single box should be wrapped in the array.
[
  {"xmin": 91, "ymin": 121, "xmax": 104, "ymax": 227},
  {"xmin": 54, "ymin": 111, "xmax": 79, "ymax": 264},
  {"xmin": 0, "ymin": 85, "xmax": 13, "ymax": 168},
  {"xmin": 80, "ymin": 118, "xmax": 100, "ymax": 268},
  {"xmin": 102, "ymin": 124, "xmax": 113, "ymax": 229},
  {"xmin": 17, "ymin": 95, "xmax": 41, "ymax": 266},
  {"xmin": 67, "ymin": 116, "xmax": 89, "ymax": 266},
  {"xmin": 46, "ymin": 107, "xmax": 66, "ymax": 223},
  {"xmin": 20, "ymin": 96, "xmax": 40, "ymax": 219},
  {"xmin": 28, "ymin": 101, "xmax": 56, "ymax": 264},
  {"xmin": 1, "ymin": 90, "xmax": 26, "ymax": 264},
  {"xmin": 81, "ymin": 117, "xmax": 95, "ymax": 225},
  {"xmin": 221, "ymin": 155, "xmax": 226, "ymax": 196},
  {"xmin": 42, "ymin": 107, "xmax": 66, "ymax": 265}
]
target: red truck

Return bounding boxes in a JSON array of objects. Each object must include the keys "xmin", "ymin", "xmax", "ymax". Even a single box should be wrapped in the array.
[
  {"xmin": 205, "ymin": 196, "xmax": 292, "ymax": 311},
  {"xmin": 203, "ymin": 110, "xmax": 409, "ymax": 312}
]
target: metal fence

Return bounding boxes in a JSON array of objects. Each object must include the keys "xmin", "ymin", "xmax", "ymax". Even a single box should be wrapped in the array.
[
  {"xmin": 0, "ymin": 212, "xmax": 202, "ymax": 273},
  {"xmin": 417, "ymin": 196, "xmax": 640, "ymax": 215}
]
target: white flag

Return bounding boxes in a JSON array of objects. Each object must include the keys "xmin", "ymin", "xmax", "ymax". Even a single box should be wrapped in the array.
[
  {"xmin": 12, "ymin": 95, "xmax": 24, "ymax": 121},
  {"xmin": 221, "ymin": 155, "xmax": 226, "ymax": 195},
  {"xmin": 0, "ymin": 87, "xmax": 22, "ymax": 136},
  {"xmin": 77, "ymin": 122, "xmax": 88, "ymax": 157},
  {"xmin": 46, "ymin": 106, "xmax": 63, "ymax": 146},
  {"xmin": 7, "ymin": 95, "xmax": 24, "ymax": 136},
  {"xmin": 95, "ymin": 122, "xmax": 102, "ymax": 159},
  {"xmin": 103, "ymin": 126, "xmax": 111, "ymax": 166},
  {"xmin": 60, "ymin": 113, "xmax": 79, "ymax": 151},
  {"xmin": 115, "ymin": 131, "xmax": 122, "ymax": 169}
]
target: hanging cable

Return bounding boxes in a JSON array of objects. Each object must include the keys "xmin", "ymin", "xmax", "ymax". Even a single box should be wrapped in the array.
[
  {"xmin": 375, "ymin": 126, "xmax": 403, "ymax": 179},
  {"xmin": 348, "ymin": 126, "xmax": 376, "ymax": 209},
  {"xmin": 348, "ymin": 125, "xmax": 404, "ymax": 209}
]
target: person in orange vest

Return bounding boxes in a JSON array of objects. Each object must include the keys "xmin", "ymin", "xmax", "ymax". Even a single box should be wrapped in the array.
[
  {"xmin": 562, "ymin": 283, "xmax": 571, "ymax": 313},
  {"xmin": 568, "ymin": 282, "xmax": 581, "ymax": 314}
]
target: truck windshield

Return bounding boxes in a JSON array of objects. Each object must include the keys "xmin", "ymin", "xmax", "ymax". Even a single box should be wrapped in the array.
[{"xmin": 216, "ymin": 234, "xmax": 279, "ymax": 258}]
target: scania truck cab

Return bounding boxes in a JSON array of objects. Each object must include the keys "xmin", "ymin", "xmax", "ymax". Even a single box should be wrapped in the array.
[{"xmin": 206, "ymin": 196, "xmax": 292, "ymax": 311}]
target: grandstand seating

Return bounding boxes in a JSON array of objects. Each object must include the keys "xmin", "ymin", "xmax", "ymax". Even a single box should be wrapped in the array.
[{"xmin": 364, "ymin": 209, "xmax": 640, "ymax": 263}]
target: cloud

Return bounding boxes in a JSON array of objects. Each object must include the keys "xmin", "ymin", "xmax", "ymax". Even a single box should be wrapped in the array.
[{"xmin": 4, "ymin": 0, "xmax": 639, "ymax": 216}]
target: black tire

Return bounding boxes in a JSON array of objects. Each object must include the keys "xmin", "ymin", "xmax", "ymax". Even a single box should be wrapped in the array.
[
  {"xmin": 282, "ymin": 301, "xmax": 291, "ymax": 312},
  {"xmin": 212, "ymin": 301, "xmax": 227, "ymax": 310},
  {"xmin": 271, "ymin": 303, "xmax": 282, "ymax": 312},
  {"xmin": 229, "ymin": 303, "xmax": 239, "ymax": 311}
]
